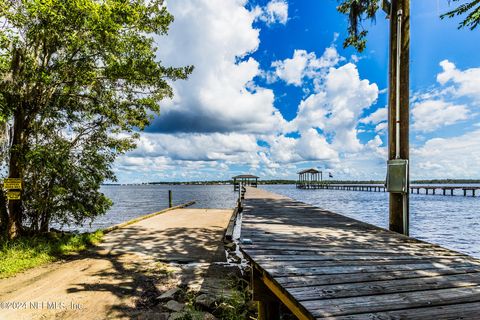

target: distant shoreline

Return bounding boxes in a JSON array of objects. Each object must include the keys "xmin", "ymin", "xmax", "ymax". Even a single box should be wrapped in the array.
[{"xmin": 103, "ymin": 179, "xmax": 480, "ymax": 186}]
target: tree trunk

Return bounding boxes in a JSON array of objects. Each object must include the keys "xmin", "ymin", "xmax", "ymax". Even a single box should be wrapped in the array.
[
  {"xmin": 0, "ymin": 190, "xmax": 8, "ymax": 237},
  {"xmin": 388, "ymin": 0, "xmax": 410, "ymax": 235},
  {"xmin": 7, "ymin": 107, "xmax": 26, "ymax": 239}
]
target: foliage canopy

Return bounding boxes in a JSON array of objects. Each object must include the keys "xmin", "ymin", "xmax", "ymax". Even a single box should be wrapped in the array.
[
  {"xmin": 441, "ymin": 0, "xmax": 480, "ymax": 29},
  {"xmin": 0, "ymin": 0, "xmax": 192, "ymax": 236}
]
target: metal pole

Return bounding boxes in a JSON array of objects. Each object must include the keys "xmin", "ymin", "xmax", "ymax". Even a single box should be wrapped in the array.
[
  {"xmin": 168, "ymin": 190, "xmax": 172, "ymax": 208},
  {"xmin": 395, "ymin": 8, "xmax": 402, "ymax": 160}
]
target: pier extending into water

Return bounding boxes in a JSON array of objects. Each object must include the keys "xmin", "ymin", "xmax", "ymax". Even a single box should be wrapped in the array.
[
  {"xmin": 297, "ymin": 183, "xmax": 480, "ymax": 197},
  {"xmin": 239, "ymin": 187, "xmax": 480, "ymax": 319}
]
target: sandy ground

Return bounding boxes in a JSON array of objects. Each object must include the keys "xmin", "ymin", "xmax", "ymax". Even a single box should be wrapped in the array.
[{"xmin": 0, "ymin": 208, "xmax": 233, "ymax": 320}]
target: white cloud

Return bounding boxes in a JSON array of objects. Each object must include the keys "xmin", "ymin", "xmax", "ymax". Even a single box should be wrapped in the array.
[
  {"xmin": 375, "ymin": 122, "xmax": 388, "ymax": 133},
  {"xmin": 254, "ymin": 0, "xmax": 289, "ymax": 25},
  {"xmin": 296, "ymin": 129, "xmax": 339, "ymax": 161},
  {"xmin": 437, "ymin": 60, "xmax": 480, "ymax": 100},
  {"xmin": 412, "ymin": 99, "xmax": 469, "ymax": 132},
  {"xmin": 128, "ymin": 132, "xmax": 259, "ymax": 162},
  {"xmin": 271, "ymin": 47, "xmax": 342, "ymax": 86},
  {"xmin": 411, "ymin": 129, "xmax": 480, "ymax": 178},
  {"xmin": 360, "ymin": 107, "xmax": 387, "ymax": 125},
  {"xmin": 289, "ymin": 63, "xmax": 379, "ymax": 152},
  {"xmin": 266, "ymin": 129, "xmax": 338, "ymax": 164},
  {"xmin": 119, "ymin": 6, "xmax": 480, "ymax": 182},
  {"xmin": 151, "ymin": 0, "xmax": 286, "ymax": 134}
]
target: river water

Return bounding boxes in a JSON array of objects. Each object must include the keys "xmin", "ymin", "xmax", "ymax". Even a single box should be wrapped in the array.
[{"xmin": 68, "ymin": 184, "xmax": 479, "ymax": 259}]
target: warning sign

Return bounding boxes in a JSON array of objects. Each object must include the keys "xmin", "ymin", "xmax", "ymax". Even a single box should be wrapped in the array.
[
  {"xmin": 7, "ymin": 190, "xmax": 21, "ymax": 200},
  {"xmin": 3, "ymin": 178, "xmax": 22, "ymax": 190}
]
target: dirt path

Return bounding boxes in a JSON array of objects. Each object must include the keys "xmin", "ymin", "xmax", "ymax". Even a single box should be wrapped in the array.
[{"xmin": 0, "ymin": 208, "xmax": 233, "ymax": 320}]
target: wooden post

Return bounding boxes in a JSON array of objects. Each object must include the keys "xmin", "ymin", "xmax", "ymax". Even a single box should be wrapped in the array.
[
  {"xmin": 252, "ymin": 268, "xmax": 281, "ymax": 320},
  {"xmin": 388, "ymin": 0, "xmax": 410, "ymax": 235},
  {"xmin": 168, "ymin": 190, "xmax": 172, "ymax": 208}
]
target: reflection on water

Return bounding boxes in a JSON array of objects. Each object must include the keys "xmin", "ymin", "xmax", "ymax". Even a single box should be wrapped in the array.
[{"xmin": 262, "ymin": 185, "xmax": 480, "ymax": 258}]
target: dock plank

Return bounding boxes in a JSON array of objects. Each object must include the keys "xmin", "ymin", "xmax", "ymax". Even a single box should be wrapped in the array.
[
  {"xmin": 289, "ymin": 272, "xmax": 480, "ymax": 301},
  {"xmin": 331, "ymin": 302, "xmax": 480, "ymax": 320},
  {"xmin": 240, "ymin": 187, "xmax": 480, "ymax": 319},
  {"xmin": 304, "ymin": 286, "xmax": 480, "ymax": 317}
]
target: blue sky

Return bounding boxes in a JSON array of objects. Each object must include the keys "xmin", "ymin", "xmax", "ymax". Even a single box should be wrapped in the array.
[{"xmin": 114, "ymin": 0, "xmax": 480, "ymax": 183}]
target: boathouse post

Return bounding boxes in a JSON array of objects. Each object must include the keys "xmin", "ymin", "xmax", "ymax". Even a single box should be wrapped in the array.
[
  {"xmin": 233, "ymin": 174, "xmax": 259, "ymax": 191},
  {"xmin": 296, "ymin": 168, "xmax": 322, "ymax": 189}
]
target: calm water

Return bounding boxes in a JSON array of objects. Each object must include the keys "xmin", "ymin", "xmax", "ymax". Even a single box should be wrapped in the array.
[
  {"xmin": 262, "ymin": 185, "xmax": 480, "ymax": 258},
  {"xmin": 63, "ymin": 184, "xmax": 480, "ymax": 259}
]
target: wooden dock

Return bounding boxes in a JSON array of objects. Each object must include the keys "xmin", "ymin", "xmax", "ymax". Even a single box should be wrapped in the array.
[
  {"xmin": 409, "ymin": 185, "xmax": 480, "ymax": 196},
  {"xmin": 239, "ymin": 187, "xmax": 480, "ymax": 319},
  {"xmin": 297, "ymin": 183, "xmax": 480, "ymax": 197}
]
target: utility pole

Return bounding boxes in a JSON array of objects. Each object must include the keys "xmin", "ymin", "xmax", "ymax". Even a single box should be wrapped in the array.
[{"xmin": 386, "ymin": 0, "xmax": 410, "ymax": 235}]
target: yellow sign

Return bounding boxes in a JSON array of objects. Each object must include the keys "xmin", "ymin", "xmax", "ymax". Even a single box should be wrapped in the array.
[
  {"xmin": 7, "ymin": 190, "xmax": 21, "ymax": 200},
  {"xmin": 4, "ymin": 178, "xmax": 22, "ymax": 190}
]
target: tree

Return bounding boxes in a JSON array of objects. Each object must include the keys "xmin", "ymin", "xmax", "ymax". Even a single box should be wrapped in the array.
[
  {"xmin": 0, "ymin": 0, "xmax": 192, "ymax": 238},
  {"xmin": 441, "ymin": 0, "xmax": 480, "ymax": 29},
  {"xmin": 337, "ymin": 0, "xmax": 379, "ymax": 52}
]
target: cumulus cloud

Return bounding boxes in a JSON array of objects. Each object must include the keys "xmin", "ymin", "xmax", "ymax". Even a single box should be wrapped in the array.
[
  {"xmin": 411, "ymin": 129, "xmax": 480, "ymax": 178},
  {"xmin": 254, "ymin": 0, "xmax": 289, "ymax": 25},
  {"xmin": 288, "ymin": 63, "xmax": 379, "ymax": 152},
  {"xmin": 271, "ymin": 47, "xmax": 342, "ymax": 86},
  {"xmin": 127, "ymin": 132, "xmax": 259, "ymax": 162},
  {"xmin": 412, "ymin": 100, "xmax": 469, "ymax": 132},
  {"xmin": 265, "ymin": 130, "xmax": 338, "ymax": 164},
  {"xmin": 437, "ymin": 60, "xmax": 480, "ymax": 100},
  {"xmin": 116, "ymin": 2, "xmax": 480, "ymax": 182},
  {"xmin": 149, "ymin": 0, "xmax": 286, "ymax": 134},
  {"xmin": 296, "ymin": 129, "xmax": 339, "ymax": 161},
  {"xmin": 360, "ymin": 107, "xmax": 387, "ymax": 125}
]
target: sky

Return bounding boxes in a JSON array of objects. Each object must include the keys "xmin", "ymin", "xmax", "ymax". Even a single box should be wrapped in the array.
[{"xmin": 113, "ymin": 0, "xmax": 480, "ymax": 183}]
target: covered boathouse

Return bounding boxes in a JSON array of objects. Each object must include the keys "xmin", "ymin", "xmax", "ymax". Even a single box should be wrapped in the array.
[
  {"xmin": 297, "ymin": 168, "xmax": 323, "ymax": 189},
  {"xmin": 233, "ymin": 174, "xmax": 259, "ymax": 191}
]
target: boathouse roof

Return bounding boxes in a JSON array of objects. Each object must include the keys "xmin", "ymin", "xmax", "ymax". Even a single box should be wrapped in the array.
[
  {"xmin": 297, "ymin": 168, "xmax": 321, "ymax": 174},
  {"xmin": 232, "ymin": 174, "xmax": 259, "ymax": 179}
]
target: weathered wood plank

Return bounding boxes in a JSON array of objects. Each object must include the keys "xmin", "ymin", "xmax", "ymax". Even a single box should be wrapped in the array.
[
  {"xmin": 330, "ymin": 301, "xmax": 480, "ymax": 320},
  {"xmin": 289, "ymin": 272, "xmax": 480, "ymax": 301},
  {"xmin": 262, "ymin": 262, "xmax": 480, "ymax": 277},
  {"xmin": 248, "ymin": 257, "xmax": 480, "ymax": 269},
  {"xmin": 275, "ymin": 266, "xmax": 480, "ymax": 288},
  {"xmin": 242, "ymin": 243, "xmax": 459, "ymax": 255},
  {"xmin": 241, "ymin": 246, "xmax": 465, "ymax": 257},
  {"xmin": 304, "ymin": 286, "xmax": 480, "ymax": 317},
  {"xmin": 247, "ymin": 254, "xmax": 470, "ymax": 262}
]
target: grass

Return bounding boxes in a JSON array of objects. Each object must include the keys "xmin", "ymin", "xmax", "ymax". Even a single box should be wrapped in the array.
[{"xmin": 0, "ymin": 230, "xmax": 104, "ymax": 279}]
